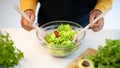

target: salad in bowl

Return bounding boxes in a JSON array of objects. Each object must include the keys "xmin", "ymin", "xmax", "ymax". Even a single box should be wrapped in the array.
[{"xmin": 36, "ymin": 21, "xmax": 86, "ymax": 57}]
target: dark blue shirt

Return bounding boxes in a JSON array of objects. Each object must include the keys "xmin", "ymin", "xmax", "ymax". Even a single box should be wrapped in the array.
[{"xmin": 38, "ymin": 0, "xmax": 96, "ymax": 27}]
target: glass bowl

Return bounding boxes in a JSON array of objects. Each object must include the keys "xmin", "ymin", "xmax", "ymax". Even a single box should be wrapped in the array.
[{"xmin": 36, "ymin": 20, "xmax": 86, "ymax": 57}]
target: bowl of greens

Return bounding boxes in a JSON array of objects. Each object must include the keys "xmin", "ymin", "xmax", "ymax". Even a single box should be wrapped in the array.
[{"xmin": 36, "ymin": 20, "xmax": 86, "ymax": 57}]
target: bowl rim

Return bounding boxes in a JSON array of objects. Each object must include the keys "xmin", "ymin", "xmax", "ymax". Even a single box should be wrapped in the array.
[
  {"xmin": 36, "ymin": 20, "xmax": 86, "ymax": 50},
  {"xmin": 40, "ymin": 20, "xmax": 83, "ymax": 28}
]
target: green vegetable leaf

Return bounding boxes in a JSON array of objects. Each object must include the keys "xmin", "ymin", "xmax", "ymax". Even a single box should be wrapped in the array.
[
  {"xmin": 0, "ymin": 33, "xmax": 24, "ymax": 68},
  {"xmin": 85, "ymin": 39, "xmax": 120, "ymax": 68}
]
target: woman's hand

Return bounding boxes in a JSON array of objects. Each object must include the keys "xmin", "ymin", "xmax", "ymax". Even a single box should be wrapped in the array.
[
  {"xmin": 89, "ymin": 9, "xmax": 104, "ymax": 32},
  {"xmin": 21, "ymin": 9, "xmax": 35, "ymax": 31}
]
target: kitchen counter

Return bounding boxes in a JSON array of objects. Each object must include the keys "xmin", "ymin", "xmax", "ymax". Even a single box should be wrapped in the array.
[{"xmin": 0, "ymin": 28, "xmax": 120, "ymax": 68}]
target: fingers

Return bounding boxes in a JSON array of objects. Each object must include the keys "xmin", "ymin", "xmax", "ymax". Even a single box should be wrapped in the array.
[
  {"xmin": 92, "ymin": 18, "xmax": 104, "ymax": 32},
  {"xmin": 89, "ymin": 9, "xmax": 104, "ymax": 32},
  {"xmin": 89, "ymin": 10, "xmax": 98, "ymax": 26},
  {"xmin": 21, "ymin": 17, "xmax": 33, "ymax": 31},
  {"xmin": 20, "ymin": 9, "xmax": 35, "ymax": 31}
]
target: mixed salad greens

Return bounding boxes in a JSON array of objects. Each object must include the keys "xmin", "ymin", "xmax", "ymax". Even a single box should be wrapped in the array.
[
  {"xmin": 84, "ymin": 39, "xmax": 120, "ymax": 68},
  {"xmin": 44, "ymin": 24, "xmax": 78, "ymax": 57},
  {"xmin": 0, "ymin": 33, "xmax": 24, "ymax": 68}
]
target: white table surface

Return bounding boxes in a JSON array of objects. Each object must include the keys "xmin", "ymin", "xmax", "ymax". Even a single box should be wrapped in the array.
[{"xmin": 0, "ymin": 28, "xmax": 120, "ymax": 68}]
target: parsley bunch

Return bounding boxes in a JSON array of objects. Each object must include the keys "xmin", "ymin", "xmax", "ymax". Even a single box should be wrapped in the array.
[{"xmin": 0, "ymin": 33, "xmax": 24, "ymax": 68}]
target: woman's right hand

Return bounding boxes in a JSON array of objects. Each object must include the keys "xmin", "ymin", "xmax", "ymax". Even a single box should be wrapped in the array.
[{"xmin": 21, "ymin": 9, "xmax": 35, "ymax": 31}]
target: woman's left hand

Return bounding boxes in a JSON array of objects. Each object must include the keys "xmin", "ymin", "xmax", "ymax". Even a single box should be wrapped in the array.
[{"xmin": 89, "ymin": 9, "xmax": 104, "ymax": 32}]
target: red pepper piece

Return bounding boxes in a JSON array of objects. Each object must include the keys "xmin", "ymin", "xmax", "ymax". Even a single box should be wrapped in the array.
[{"xmin": 54, "ymin": 30, "xmax": 59, "ymax": 38}]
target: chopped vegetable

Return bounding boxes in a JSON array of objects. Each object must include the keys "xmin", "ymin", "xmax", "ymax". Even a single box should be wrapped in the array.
[
  {"xmin": 45, "ymin": 24, "xmax": 77, "ymax": 48},
  {"xmin": 44, "ymin": 24, "xmax": 78, "ymax": 57},
  {"xmin": 0, "ymin": 33, "xmax": 24, "ymax": 68},
  {"xmin": 53, "ymin": 30, "xmax": 59, "ymax": 38},
  {"xmin": 84, "ymin": 39, "xmax": 120, "ymax": 68}
]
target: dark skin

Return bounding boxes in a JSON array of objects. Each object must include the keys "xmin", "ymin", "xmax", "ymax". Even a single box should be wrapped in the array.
[{"xmin": 21, "ymin": 9, "xmax": 104, "ymax": 32}]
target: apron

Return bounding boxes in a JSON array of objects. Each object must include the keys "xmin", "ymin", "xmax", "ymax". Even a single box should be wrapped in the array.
[{"xmin": 37, "ymin": 0, "xmax": 96, "ymax": 27}]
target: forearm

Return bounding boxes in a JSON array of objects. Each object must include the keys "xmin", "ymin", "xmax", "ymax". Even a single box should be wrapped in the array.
[
  {"xmin": 94, "ymin": 0, "xmax": 113, "ymax": 12},
  {"xmin": 20, "ymin": 0, "xmax": 38, "ymax": 12}
]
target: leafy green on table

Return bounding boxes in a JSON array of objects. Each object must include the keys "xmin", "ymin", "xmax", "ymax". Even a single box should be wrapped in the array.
[
  {"xmin": 84, "ymin": 39, "xmax": 120, "ymax": 68},
  {"xmin": 0, "ymin": 33, "xmax": 24, "ymax": 68}
]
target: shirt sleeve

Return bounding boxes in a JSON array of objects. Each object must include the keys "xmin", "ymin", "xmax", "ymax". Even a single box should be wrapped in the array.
[
  {"xmin": 94, "ymin": 0, "xmax": 113, "ymax": 12},
  {"xmin": 20, "ymin": 0, "xmax": 38, "ymax": 12}
]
